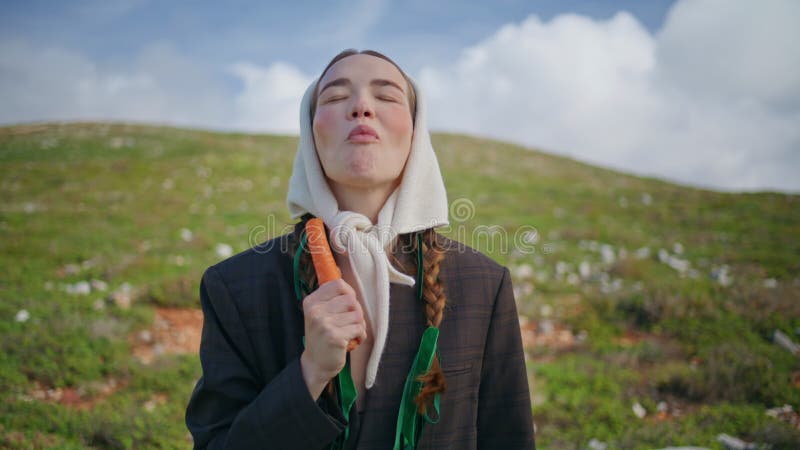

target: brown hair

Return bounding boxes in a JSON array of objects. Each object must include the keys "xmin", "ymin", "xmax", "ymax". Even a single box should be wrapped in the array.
[
  {"xmin": 309, "ymin": 48, "xmax": 417, "ymax": 127},
  {"xmin": 300, "ymin": 49, "xmax": 444, "ymax": 414}
]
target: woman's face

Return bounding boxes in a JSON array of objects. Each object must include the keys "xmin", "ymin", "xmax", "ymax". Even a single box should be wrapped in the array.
[{"xmin": 312, "ymin": 54, "xmax": 413, "ymax": 192}]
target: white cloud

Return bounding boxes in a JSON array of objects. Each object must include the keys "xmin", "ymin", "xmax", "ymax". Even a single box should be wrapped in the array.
[
  {"xmin": 227, "ymin": 61, "xmax": 312, "ymax": 133},
  {"xmin": 1, "ymin": 0, "xmax": 798, "ymax": 192},
  {"xmin": 416, "ymin": 0, "xmax": 800, "ymax": 192},
  {"xmin": 0, "ymin": 39, "xmax": 234, "ymax": 128}
]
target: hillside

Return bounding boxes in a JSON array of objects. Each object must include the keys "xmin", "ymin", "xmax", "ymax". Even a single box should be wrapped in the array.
[{"xmin": 1, "ymin": 122, "xmax": 798, "ymax": 449}]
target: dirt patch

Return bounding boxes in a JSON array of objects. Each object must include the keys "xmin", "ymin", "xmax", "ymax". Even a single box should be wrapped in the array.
[
  {"xmin": 130, "ymin": 307, "xmax": 204, "ymax": 364},
  {"xmin": 613, "ymin": 329, "xmax": 647, "ymax": 347},
  {"xmin": 519, "ymin": 316, "xmax": 580, "ymax": 352},
  {"xmin": 22, "ymin": 377, "xmax": 127, "ymax": 410}
]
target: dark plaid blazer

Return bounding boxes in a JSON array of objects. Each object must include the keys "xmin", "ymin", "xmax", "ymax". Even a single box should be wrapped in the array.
[{"xmin": 185, "ymin": 232, "xmax": 536, "ymax": 449}]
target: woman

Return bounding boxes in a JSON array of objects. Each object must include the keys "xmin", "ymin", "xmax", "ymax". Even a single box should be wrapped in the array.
[{"xmin": 185, "ymin": 49, "xmax": 535, "ymax": 449}]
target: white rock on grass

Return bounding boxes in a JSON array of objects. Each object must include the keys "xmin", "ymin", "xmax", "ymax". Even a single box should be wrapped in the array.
[
  {"xmin": 588, "ymin": 438, "xmax": 608, "ymax": 450},
  {"xmin": 215, "ymin": 243, "xmax": 233, "ymax": 258},
  {"xmin": 180, "ymin": 228, "xmax": 194, "ymax": 242},
  {"xmin": 513, "ymin": 264, "xmax": 534, "ymax": 280},
  {"xmin": 657, "ymin": 248, "xmax": 692, "ymax": 275},
  {"xmin": 632, "ymin": 402, "xmax": 647, "ymax": 419},
  {"xmin": 15, "ymin": 309, "xmax": 30, "ymax": 323},
  {"xmin": 636, "ymin": 445, "xmax": 710, "ymax": 450},
  {"xmin": 773, "ymin": 330, "xmax": 800, "ymax": 355},
  {"xmin": 112, "ymin": 282, "xmax": 134, "ymax": 310},
  {"xmin": 566, "ymin": 273, "xmax": 580, "ymax": 285},
  {"xmin": 667, "ymin": 256, "xmax": 691, "ymax": 274},
  {"xmin": 763, "ymin": 278, "xmax": 778, "ymax": 289},
  {"xmin": 579, "ymin": 261, "xmax": 592, "ymax": 279},
  {"xmin": 765, "ymin": 403, "xmax": 794, "ymax": 418},
  {"xmin": 635, "ymin": 247, "xmax": 651, "ymax": 260},
  {"xmin": 90, "ymin": 279, "xmax": 108, "ymax": 292},
  {"xmin": 717, "ymin": 433, "xmax": 761, "ymax": 450},
  {"xmin": 641, "ymin": 193, "xmax": 653, "ymax": 206},
  {"xmin": 601, "ymin": 278, "xmax": 623, "ymax": 294},
  {"xmin": 539, "ymin": 319, "xmax": 554, "ymax": 336},
  {"xmin": 712, "ymin": 265, "xmax": 733, "ymax": 287},
  {"xmin": 600, "ymin": 244, "xmax": 615, "ymax": 264},
  {"xmin": 66, "ymin": 281, "xmax": 91, "ymax": 295}
]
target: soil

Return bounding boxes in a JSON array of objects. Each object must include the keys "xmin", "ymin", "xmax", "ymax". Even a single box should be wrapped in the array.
[{"xmin": 130, "ymin": 307, "xmax": 204, "ymax": 364}]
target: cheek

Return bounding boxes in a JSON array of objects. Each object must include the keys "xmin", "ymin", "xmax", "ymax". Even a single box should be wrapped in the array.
[
  {"xmin": 384, "ymin": 108, "xmax": 413, "ymax": 162},
  {"xmin": 313, "ymin": 109, "xmax": 339, "ymax": 147},
  {"xmin": 385, "ymin": 108, "xmax": 413, "ymax": 138}
]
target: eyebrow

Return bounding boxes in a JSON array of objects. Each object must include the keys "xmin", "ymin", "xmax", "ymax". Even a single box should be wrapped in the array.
[{"xmin": 318, "ymin": 77, "xmax": 405, "ymax": 96}]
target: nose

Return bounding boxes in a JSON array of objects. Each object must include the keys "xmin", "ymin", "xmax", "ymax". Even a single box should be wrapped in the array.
[{"xmin": 350, "ymin": 93, "xmax": 374, "ymax": 119}]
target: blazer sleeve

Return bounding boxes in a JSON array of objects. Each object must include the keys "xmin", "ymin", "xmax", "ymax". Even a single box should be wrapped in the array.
[
  {"xmin": 185, "ymin": 266, "xmax": 347, "ymax": 450},
  {"xmin": 476, "ymin": 266, "xmax": 536, "ymax": 449}
]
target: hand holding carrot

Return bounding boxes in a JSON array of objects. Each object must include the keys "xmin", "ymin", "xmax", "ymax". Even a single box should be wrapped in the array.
[
  {"xmin": 299, "ymin": 219, "xmax": 368, "ymax": 399},
  {"xmin": 306, "ymin": 218, "xmax": 362, "ymax": 351}
]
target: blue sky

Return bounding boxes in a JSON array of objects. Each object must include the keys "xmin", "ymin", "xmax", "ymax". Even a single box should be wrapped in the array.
[
  {"xmin": 1, "ymin": 0, "xmax": 799, "ymax": 192},
  {"xmin": 0, "ymin": 0, "xmax": 675, "ymax": 74}
]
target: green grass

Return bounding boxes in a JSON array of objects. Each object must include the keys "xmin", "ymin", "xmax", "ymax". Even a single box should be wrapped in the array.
[{"xmin": 1, "ymin": 122, "xmax": 798, "ymax": 449}]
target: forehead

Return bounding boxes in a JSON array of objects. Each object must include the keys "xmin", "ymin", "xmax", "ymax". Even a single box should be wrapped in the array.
[{"xmin": 320, "ymin": 54, "xmax": 406, "ymax": 90}]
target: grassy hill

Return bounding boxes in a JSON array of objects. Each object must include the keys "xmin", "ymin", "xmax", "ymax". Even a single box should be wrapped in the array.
[{"xmin": 1, "ymin": 122, "xmax": 798, "ymax": 449}]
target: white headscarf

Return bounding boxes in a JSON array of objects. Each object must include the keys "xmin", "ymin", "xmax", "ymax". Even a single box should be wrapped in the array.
[{"xmin": 286, "ymin": 71, "xmax": 449, "ymax": 389}]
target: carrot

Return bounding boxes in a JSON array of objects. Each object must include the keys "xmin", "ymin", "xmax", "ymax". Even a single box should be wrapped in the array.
[{"xmin": 305, "ymin": 218, "xmax": 361, "ymax": 352}]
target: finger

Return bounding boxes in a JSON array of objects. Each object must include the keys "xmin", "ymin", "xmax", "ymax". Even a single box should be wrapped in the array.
[
  {"xmin": 302, "ymin": 279, "xmax": 351, "ymax": 309},
  {"xmin": 316, "ymin": 278, "xmax": 356, "ymax": 298},
  {"xmin": 336, "ymin": 323, "xmax": 367, "ymax": 346},
  {"xmin": 324, "ymin": 294, "xmax": 363, "ymax": 315},
  {"xmin": 328, "ymin": 310, "xmax": 366, "ymax": 327}
]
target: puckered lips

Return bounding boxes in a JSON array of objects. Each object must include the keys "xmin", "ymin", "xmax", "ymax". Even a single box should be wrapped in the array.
[{"xmin": 347, "ymin": 124, "xmax": 379, "ymax": 143}]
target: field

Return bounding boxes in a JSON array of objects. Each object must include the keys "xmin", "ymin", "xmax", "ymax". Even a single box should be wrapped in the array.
[{"xmin": 1, "ymin": 122, "xmax": 798, "ymax": 449}]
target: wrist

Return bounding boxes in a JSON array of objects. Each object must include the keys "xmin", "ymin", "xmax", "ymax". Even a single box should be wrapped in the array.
[{"xmin": 300, "ymin": 351, "xmax": 330, "ymax": 400}]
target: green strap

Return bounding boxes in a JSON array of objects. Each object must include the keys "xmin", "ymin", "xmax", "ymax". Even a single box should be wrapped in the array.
[
  {"xmin": 393, "ymin": 326, "xmax": 441, "ymax": 450},
  {"xmin": 293, "ymin": 230, "xmax": 359, "ymax": 450},
  {"xmin": 293, "ymin": 230, "xmax": 439, "ymax": 449},
  {"xmin": 293, "ymin": 230, "xmax": 309, "ymax": 302},
  {"xmin": 337, "ymin": 357, "xmax": 357, "ymax": 445}
]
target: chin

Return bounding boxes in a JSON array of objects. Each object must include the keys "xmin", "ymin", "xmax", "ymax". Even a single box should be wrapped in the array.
[{"xmin": 333, "ymin": 172, "xmax": 397, "ymax": 190}]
